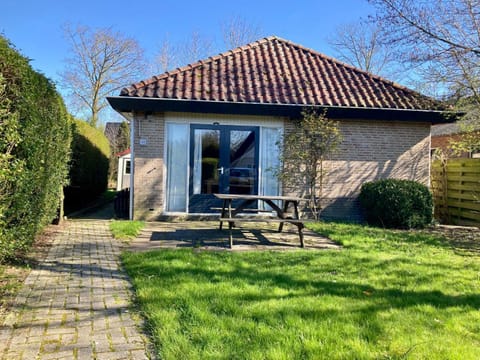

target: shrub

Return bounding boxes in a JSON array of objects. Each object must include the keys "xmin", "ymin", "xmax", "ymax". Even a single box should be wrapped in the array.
[
  {"xmin": 359, "ymin": 179, "xmax": 433, "ymax": 229},
  {"xmin": 0, "ymin": 35, "xmax": 72, "ymax": 262},
  {"xmin": 64, "ymin": 119, "xmax": 110, "ymax": 213}
]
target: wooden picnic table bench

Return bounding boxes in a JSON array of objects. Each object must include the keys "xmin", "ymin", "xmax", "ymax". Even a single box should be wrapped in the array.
[{"xmin": 214, "ymin": 194, "xmax": 306, "ymax": 248}]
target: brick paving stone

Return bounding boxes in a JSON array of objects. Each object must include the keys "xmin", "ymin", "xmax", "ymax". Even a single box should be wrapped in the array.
[{"xmin": 0, "ymin": 220, "xmax": 151, "ymax": 360}]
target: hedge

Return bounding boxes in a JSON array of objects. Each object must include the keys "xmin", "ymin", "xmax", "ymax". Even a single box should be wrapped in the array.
[
  {"xmin": 359, "ymin": 179, "xmax": 433, "ymax": 229},
  {"xmin": 64, "ymin": 119, "xmax": 110, "ymax": 213},
  {"xmin": 0, "ymin": 35, "xmax": 72, "ymax": 262}
]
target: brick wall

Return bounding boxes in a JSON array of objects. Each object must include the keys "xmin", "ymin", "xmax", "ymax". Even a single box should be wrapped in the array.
[
  {"xmin": 283, "ymin": 120, "xmax": 431, "ymax": 221},
  {"xmin": 131, "ymin": 112, "xmax": 431, "ymax": 222},
  {"xmin": 132, "ymin": 112, "xmax": 165, "ymax": 220}
]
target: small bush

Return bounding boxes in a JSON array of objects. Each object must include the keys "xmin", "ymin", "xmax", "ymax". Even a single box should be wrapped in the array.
[{"xmin": 359, "ymin": 179, "xmax": 433, "ymax": 229}]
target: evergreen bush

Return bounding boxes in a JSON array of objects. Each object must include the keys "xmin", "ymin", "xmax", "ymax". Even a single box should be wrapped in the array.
[
  {"xmin": 359, "ymin": 179, "xmax": 433, "ymax": 229},
  {"xmin": 0, "ymin": 35, "xmax": 72, "ymax": 262}
]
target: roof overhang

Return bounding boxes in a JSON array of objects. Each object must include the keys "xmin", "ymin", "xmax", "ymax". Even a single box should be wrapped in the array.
[{"xmin": 107, "ymin": 96, "xmax": 458, "ymax": 124}]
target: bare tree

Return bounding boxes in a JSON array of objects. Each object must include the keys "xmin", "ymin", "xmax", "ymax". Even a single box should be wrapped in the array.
[
  {"xmin": 178, "ymin": 31, "xmax": 214, "ymax": 66},
  {"xmin": 154, "ymin": 36, "xmax": 177, "ymax": 74},
  {"xmin": 369, "ymin": 0, "xmax": 480, "ymax": 105},
  {"xmin": 328, "ymin": 21, "xmax": 398, "ymax": 78},
  {"xmin": 153, "ymin": 31, "xmax": 214, "ymax": 74},
  {"xmin": 276, "ymin": 109, "xmax": 342, "ymax": 219},
  {"xmin": 221, "ymin": 16, "xmax": 263, "ymax": 49},
  {"xmin": 152, "ymin": 19, "xmax": 263, "ymax": 75},
  {"xmin": 61, "ymin": 25, "xmax": 145, "ymax": 127}
]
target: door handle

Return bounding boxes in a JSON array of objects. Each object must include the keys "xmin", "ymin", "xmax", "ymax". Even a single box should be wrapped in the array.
[{"xmin": 218, "ymin": 167, "xmax": 224, "ymax": 175}]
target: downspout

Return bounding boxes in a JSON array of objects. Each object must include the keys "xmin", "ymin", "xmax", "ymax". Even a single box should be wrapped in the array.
[{"xmin": 129, "ymin": 115, "xmax": 135, "ymax": 220}]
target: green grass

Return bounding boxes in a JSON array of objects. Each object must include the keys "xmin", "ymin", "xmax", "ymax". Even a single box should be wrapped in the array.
[
  {"xmin": 109, "ymin": 220, "xmax": 144, "ymax": 240},
  {"xmin": 122, "ymin": 222, "xmax": 480, "ymax": 359}
]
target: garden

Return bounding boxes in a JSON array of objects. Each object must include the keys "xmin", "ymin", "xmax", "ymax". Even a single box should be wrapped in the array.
[{"xmin": 122, "ymin": 221, "xmax": 480, "ymax": 359}]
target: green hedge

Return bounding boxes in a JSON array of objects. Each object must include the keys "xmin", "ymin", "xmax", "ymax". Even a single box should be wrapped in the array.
[
  {"xmin": 0, "ymin": 36, "xmax": 72, "ymax": 262},
  {"xmin": 359, "ymin": 179, "xmax": 433, "ymax": 229},
  {"xmin": 64, "ymin": 119, "xmax": 110, "ymax": 213}
]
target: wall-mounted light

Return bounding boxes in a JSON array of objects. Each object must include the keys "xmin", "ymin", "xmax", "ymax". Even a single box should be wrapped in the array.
[
  {"xmin": 144, "ymin": 111, "xmax": 153, "ymax": 120},
  {"xmin": 213, "ymin": 122, "xmax": 220, "ymax": 126}
]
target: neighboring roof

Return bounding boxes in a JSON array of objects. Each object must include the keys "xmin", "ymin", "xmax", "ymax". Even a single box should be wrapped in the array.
[
  {"xmin": 109, "ymin": 36, "xmax": 454, "ymax": 123},
  {"xmin": 116, "ymin": 148, "xmax": 131, "ymax": 157},
  {"xmin": 431, "ymin": 123, "xmax": 461, "ymax": 137},
  {"xmin": 432, "ymin": 118, "xmax": 479, "ymax": 136}
]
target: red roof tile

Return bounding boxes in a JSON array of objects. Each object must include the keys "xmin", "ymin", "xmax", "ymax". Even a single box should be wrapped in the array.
[
  {"xmin": 116, "ymin": 148, "xmax": 130, "ymax": 157},
  {"xmin": 120, "ymin": 36, "xmax": 442, "ymax": 111}
]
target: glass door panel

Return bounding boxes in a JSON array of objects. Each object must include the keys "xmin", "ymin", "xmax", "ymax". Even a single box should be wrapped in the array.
[
  {"xmin": 229, "ymin": 130, "xmax": 256, "ymax": 195},
  {"xmin": 189, "ymin": 124, "xmax": 259, "ymax": 213},
  {"xmin": 192, "ymin": 129, "xmax": 220, "ymax": 195}
]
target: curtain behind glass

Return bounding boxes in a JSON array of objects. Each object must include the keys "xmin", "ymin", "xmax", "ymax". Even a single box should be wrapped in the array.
[
  {"xmin": 260, "ymin": 127, "xmax": 281, "ymax": 197},
  {"xmin": 166, "ymin": 123, "xmax": 188, "ymax": 212},
  {"xmin": 193, "ymin": 130, "xmax": 203, "ymax": 194}
]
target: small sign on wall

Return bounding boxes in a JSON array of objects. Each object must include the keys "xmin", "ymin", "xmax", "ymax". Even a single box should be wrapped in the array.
[{"xmin": 139, "ymin": 138, "xmax": 147, "ymax": 145}]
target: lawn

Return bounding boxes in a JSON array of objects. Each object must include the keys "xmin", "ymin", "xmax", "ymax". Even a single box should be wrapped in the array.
[
  {"xmin": 121, "ymin": 222, "xmax": 480, "ymax": 359},
  {"xmin": 109, "ymin": 220, "xmax": 144, "ymax": 240}
]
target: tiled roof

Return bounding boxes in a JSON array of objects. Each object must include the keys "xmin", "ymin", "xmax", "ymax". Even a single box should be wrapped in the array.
[
  {"xmin": 116, "ymin": 148, "xmax": 131, "ymax": 157},
  {"xmin": 120, "ymin": 36, "xmax": 442, "ymax": 111}
]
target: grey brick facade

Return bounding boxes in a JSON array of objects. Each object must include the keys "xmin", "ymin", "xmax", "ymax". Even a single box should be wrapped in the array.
[{"xmin": 130, "ymin": 112, "xmax": 431, "ymax": 221}]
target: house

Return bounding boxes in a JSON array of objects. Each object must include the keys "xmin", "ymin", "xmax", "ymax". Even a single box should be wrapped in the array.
[
  {"xmin": 431, "ymin": 122, "xmax": 480, "ymax": 158},
  {"xmin": 107, "ymin": 36, "xmax": 454, "ymax": 221},
  {"xmin": 116, "ymin": 148, "xmax": 131, "ymax": 191}
]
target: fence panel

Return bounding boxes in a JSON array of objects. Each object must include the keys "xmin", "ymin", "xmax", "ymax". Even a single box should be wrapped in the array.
[
  {"xmin": 431, "ymin": 158, "xmax": 480, "ymax": 227},
  {"xmin": 114, "ymin": 188, "xmax": 130, "ymax": 219}
]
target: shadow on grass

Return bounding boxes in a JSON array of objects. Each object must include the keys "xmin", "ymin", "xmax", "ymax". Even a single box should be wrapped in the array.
[
  {"xmin": 308, "ymin": 221, "xmax": 480, "ymax": 255},
  {"xmin": 124, "ymin": 251, "xmax": 480, "ymax": 359},
  {"xmin": 127, "ymin": 253, "xmax": 480, "ymax": 312}
]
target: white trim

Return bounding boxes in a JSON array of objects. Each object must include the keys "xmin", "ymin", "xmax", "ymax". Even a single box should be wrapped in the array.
[
  {"xmin": 163, "ymin": 122, "xmax": 190, "ymax": 213},
  {"xmin": 116, "ymin": 154, "xmax": 131, "ymax": 191},
  {"xmin": 162, "ymin": 122, "xmax": 168, "ymax": 213}
]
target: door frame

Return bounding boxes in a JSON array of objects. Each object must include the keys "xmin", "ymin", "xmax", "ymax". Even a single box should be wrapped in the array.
[{"xmin": 188, "ymin": 124, "xmax": 260, "ymax": 211}]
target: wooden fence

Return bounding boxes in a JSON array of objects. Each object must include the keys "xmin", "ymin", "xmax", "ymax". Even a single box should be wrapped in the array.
[
  {"xmin": 431, "ymin": 158, "xmax": 480, "ymax": 227},
  {"xmin": 114, "ymin": 188, "xmax": 130, "ymax": 219}
]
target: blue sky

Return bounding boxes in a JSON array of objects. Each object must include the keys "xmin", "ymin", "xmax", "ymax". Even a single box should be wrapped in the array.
[{"xmin": 1, "ymin": 0, "xmax": 373, "ymax": 120}]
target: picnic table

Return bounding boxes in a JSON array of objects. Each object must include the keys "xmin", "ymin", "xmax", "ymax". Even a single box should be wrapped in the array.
[{"xmin": 214, "ymin": 193, "xmax": 306, "ymax": 248}]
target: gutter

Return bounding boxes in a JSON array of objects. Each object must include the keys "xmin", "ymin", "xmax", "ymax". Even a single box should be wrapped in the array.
[{"xmin": 106, "ymin": 96, "xmax": 459, "ymax": 124}]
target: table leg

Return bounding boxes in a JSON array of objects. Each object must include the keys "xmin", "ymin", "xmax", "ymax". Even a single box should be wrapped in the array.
[
  {"xmin": 278, "ymin": 200, "xmax": 290, "ymax": 232},
  {"xmin": 297, "ymin": 223, "xmax": 305, "ymax": 248},
  {"xmin": 219, "ymin": 199, "xmax": 228, "ymax": 230},
  {"xmin": 228, "ymin": 220, "xmax": 234, "ymax": 248}
]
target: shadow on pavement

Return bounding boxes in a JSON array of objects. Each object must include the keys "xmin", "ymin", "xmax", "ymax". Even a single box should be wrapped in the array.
[{"xmin": 67, "ymin": 200, "xmax": 115, "ymax": 220}]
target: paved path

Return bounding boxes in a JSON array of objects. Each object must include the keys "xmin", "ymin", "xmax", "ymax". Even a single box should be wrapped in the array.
[{"xmin": 0, "ymin": 220, "xmax": 151, "ymax": 360}]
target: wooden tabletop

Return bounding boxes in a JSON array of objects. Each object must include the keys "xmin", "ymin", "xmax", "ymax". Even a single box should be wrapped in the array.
[{"xmin": 214, "ymin": 193, "xmax": 305, "ymax": 202}]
